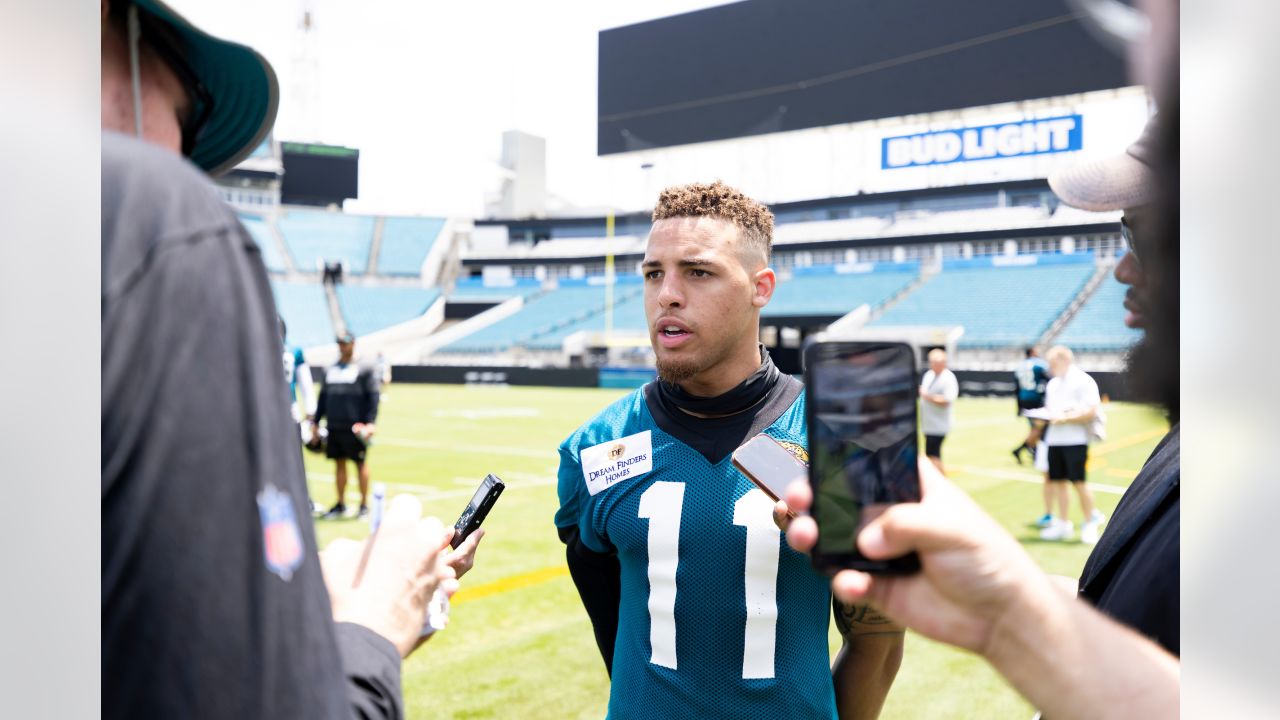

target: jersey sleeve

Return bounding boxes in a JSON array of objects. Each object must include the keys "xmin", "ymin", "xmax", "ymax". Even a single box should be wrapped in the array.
[{"xmin": 555, "ymin": 436, "xmax": 612, "ymax": 553}]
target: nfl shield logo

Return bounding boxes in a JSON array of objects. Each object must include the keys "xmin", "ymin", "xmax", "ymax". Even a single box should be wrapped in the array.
[{"xmin": 257, "ymin": 483, "xmax": 304, "ymax": 582}]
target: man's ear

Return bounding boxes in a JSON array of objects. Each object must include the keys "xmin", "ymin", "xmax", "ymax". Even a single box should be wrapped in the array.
[{"xmin": 751, "ymin": 266, "xmax": 776, "ymax": 308}]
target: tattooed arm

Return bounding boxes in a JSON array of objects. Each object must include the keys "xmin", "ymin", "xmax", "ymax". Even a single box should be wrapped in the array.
[{"xmin": 831, "ymin": 599, "xmax": 905, "ymax": 720}]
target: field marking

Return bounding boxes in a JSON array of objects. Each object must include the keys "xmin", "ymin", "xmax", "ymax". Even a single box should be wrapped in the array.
[
  {"xmin": 376, "ymin": 437, "xmax": 558, "ymax": 460},
  {"xmin": 451, "ymin": 565, "xmax": 570, "ymax": 606},
  {"xmin": 948, "ymin": 464, "xmax": 1128, "ymax": 494}
]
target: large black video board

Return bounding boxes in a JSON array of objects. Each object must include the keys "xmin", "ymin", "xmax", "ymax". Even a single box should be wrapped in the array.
[
  {"xmin": 598, "ymin": 0, "xmax": 1129, "ymax": 155},
  {"xmin": 280, "ymin": 142, "xmax": 359, "ymax": 206}
]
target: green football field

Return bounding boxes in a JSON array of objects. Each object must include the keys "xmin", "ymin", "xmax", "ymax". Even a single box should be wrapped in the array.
[{"xmin": 304, "ymin": 383, "xmax": 1168, "ymax": 719}]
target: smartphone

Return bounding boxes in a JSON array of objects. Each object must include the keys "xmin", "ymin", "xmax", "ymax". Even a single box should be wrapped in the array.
[
  {"xmin": 452, "ymin": 474, "xmax": 505, "ymax": 549},
  {"xmin": 732, "ymin": 433, "xmax": 808, "ymax": 503},
  {"xmin": 804, "ymin": 341, "xmax": 921, "ymax": 575}
]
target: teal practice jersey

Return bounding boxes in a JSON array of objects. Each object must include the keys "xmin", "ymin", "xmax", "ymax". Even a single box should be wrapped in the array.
[
  {"xmin": 556, "ymin": 384, "xmax": 838, "ymax": 719},
  {"xmin": 283, "ymin": 345, "xmax": 305, "ymax": 399}
]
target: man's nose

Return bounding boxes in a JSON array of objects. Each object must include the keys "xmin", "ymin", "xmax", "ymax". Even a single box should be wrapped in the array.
[
  {"xmin": 656, "ymin": 277, "xmax": 683, "ymax": 308},
  {"xmin": 1114, "ymin": 251, "xmax": 1145, "ymax": 287}
]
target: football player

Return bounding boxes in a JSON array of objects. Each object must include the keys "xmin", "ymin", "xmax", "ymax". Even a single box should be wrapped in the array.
[{"xmin": 555, "ymin": 182, "xmax": 903, "ymax": 719}]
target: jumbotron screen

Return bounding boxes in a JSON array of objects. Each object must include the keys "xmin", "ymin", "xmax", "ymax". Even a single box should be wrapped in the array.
[
  {"xmin": 597, "ymin": 0, "xmax": 1129, "ymax": 155},
  {"xmin": 280, "ymin": 142, "xmax": 359, "ymax": 206}
]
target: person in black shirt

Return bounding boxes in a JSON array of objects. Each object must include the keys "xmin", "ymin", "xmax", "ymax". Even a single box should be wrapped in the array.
[
  {"xmin": 312, "ymin": 333, "xmax": 382, "ymax": 519},
  {"xmin": 101, "ymin": 3, "xmax": 466, "ymax": 718},
  {"xmin": 780, "ymin": 30, "xmax": 1182, "ymax": 717}
]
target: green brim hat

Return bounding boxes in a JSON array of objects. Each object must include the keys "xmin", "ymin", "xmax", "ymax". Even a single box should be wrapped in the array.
[{"xmin": 134, "ymin": 0, "xmax": 279, "ymax": 176}]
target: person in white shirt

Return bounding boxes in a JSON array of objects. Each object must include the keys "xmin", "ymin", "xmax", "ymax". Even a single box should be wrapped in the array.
[
  {"xmin": 919, "ymin": 348, "xmax": 960, "ymax": 475},
  {"xmin": 1039, "ymin": 345, "xmax": 1106, "ymax": 543}
]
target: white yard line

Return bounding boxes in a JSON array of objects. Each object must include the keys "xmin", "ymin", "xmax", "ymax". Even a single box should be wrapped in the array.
[{"xmin": 948, "ymin": 463, "xmax": 1129, "ymax": 494}]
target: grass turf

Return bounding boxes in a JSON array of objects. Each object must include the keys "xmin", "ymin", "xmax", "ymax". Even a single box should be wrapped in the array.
[{"xmin": 303, "ymin": 383, "xmax": 1168, "ymax": 719}]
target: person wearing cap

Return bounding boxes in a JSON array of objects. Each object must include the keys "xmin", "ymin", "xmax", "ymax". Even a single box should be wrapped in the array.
[
  {"xmin": 776, "ymin": 8, "xmax": 1181, "ymax": 713},
  {"xmin": 101, "ymin": 3, "xmax": 471, "ymax": 718},
  {"xmin": 1047, "ymin": 111, "xmax": 1179, "ymax": 653},
  {"xmin": 312, "ymin": 332, "xmax": 382, "ymax": 519}
]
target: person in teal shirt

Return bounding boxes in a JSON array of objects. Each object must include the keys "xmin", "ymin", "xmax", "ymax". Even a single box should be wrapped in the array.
[{"xmin": 556, "ymin": 182, "xmax": 903, "ymax": 720}]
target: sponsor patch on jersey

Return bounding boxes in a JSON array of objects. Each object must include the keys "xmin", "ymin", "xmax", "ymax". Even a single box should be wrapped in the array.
[
  {"xmin": 581, "ymin": 430, "xmax": 652, "ymax": 496},
  {"xmin": 777, "ymin": 439, "xmax": 809, "ymax": 465},
  {"xmin": 257, "ymin": 482, "xmax": 304, "ymax": 582}
]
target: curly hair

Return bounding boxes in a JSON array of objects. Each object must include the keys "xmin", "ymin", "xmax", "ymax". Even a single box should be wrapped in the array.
[{"xmin": 651, "ymin": 180, "xmax": 774, "ymax": 262}]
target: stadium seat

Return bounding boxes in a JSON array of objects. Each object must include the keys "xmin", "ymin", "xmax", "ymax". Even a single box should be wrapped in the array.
[
  {"xmin": 278, "ymin": 208, "xmax": 375, "ymax": 275},
  {"xmin": 765, "ymin": 264, "xmax": 918, "ymax": 318},
  {"xmin": 272, "ymin": 280, "xmax": 333, "ymax": 350},
  {"xmin": 872, "ymin": 256, "xmax": 1096, "ymax": 348},
  {"xmin": 377, "ymin": 216, "xmax": 447, "ymax": 276},
  {"xmin": 440, "ymin": 280, "xmax": 639, "ymax": 353},
  {"xmin": 239, "ymin": 214, "xmax": 288, "ymax": 273},
  {"xmin": 1053, "ymin": 274, "xmax": 1142, "ymax": 352},
  {"xmin": 337, "ymin": 285, "xmax": 442, "ymax": 338}
]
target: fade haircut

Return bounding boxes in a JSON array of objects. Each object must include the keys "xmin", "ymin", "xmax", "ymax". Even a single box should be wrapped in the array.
[{"xmin": 651, "ymin": 180, "xmax": 774, "ymax": 264}]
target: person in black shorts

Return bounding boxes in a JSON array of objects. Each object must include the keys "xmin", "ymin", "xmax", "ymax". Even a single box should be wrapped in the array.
[{"xmin": 311, "ymin": 333, "xmax": 382, "ymax": 519}]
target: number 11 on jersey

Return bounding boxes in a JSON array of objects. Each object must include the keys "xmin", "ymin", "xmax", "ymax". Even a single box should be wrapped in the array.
[{"xmin": 638, "ymin": 482, "xmax": 781, "ymax": 679}]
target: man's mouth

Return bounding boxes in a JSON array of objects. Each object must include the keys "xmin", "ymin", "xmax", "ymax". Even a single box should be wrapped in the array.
[
  {"xmin": 1124, "ymin": 289, "xmax": 1146, "ymax": 329},
  {"xmin": 654, "ymin": 318, "xmax": 693, "ymax": 348}
]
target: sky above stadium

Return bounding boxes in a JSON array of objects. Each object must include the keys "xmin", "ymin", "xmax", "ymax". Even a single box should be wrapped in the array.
[{"xmin": 168, "ymin": 0, "xmax": 736, "ymax": 218}]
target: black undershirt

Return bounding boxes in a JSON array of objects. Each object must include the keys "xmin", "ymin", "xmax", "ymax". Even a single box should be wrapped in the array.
[{"xmin": 644, "ymin": 346, "xmax": 803, "ymax": 465}]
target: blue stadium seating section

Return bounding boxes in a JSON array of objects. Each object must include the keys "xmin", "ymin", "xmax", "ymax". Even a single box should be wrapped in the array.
[
  {"xmin": 1054, "ymin": 273, "xmax": 1142, "ymax": 351},
  {"xmin": 239, "ymin": 215, "xmax": 288, "ymax": 273},
  {"xmin": 441, "ymin": 278, "xmax": 642, "ymax": 353},
  {"xmin": 337, "ymin": 286, "xmax": 442, "ymax": 338},
  {"xmin": 272, "ymin": 281, "xmax": 332, "ymax": 350},
  {"xmin": 448, "ymin": 277, "xmax": 544, "ymax": 300},
  {"xmin": 765, "ymin": 262, "xmax": 919, "ymax": 318},
  {"xmin": 278, "ymin": 209, "xmax": 375, "ymax": 275},
  {"xmin": 524, "ymin": 288, "xmax": 647, "ymax": 350},
  {"xmin": 272, "ymin": 282, "xmax": 442, "ymax": 350},
  {"xmin": 378, "ymin": 217, "xmax": 447, "ymax": 276},
  {"xmin": 873, "ymin": 254, "xmax": 1096, "ymax": 348}
]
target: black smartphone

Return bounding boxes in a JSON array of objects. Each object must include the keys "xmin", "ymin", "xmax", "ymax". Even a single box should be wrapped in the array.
[
  {"xmin": 804, "ymin": 341, "xmax": 921, "ymax": 575},
  {"xmin": 452, "ymin": 474, "xmax": 505, "ymax": 549},
  {"xmin": 732, "ymin": 433, "xmax": 808, "ymax": 503}
]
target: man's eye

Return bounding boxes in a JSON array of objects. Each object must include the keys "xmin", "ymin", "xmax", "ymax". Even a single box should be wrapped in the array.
[
  {"xmin": 644, "ymin": 271, "xmax": 661, "ymax": 280},
  {"xmin": 690, "ymin": 269, "xmax": 710, "ymax": 278}
]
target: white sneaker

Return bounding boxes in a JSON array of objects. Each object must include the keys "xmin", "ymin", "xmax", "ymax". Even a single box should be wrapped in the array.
[
  {"xmin": 1040, "ymin": 519, "xmax": 1075, "ymax": 541},
  {"xmin": 1081, "ymin": 511, "xmax": 1106, "ymax": 545}
]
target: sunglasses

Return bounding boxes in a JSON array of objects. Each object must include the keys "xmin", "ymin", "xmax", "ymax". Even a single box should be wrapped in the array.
[
  {"xmin": 134, "ymin": 9, "xmax": 215, "ymax": 158},
  {"xmin": 1120, "ymin": 216, "xmax": 1144, "ymax": 265}
]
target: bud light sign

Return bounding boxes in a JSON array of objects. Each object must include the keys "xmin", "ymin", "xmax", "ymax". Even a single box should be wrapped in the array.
[{"xmin": 881, "ymin": 115, "xmax": 1082, "ymax": 169}]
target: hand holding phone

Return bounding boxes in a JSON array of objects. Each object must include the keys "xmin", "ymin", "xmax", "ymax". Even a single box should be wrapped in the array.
[{"xmin": 804, "ymin": 340, "xmax": 922, "ymax": 575}]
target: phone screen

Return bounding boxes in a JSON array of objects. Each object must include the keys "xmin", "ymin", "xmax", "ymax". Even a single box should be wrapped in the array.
[
  {"xmin": 806, "ymin": 342, "xmax": 921, "ymax": 574},
  {"xmin": 732, "ymin": 434, "xmax": 807, "ymax": 501}
]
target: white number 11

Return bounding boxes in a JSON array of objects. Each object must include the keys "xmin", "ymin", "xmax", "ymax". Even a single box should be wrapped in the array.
[{"xmin": 638, "ymin": 482, "xmax": 780, "ymax": 679}]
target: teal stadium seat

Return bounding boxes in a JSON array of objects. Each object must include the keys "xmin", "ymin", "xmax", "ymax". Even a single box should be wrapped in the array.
[
  {"xmin": 872, "ymin": 255, "xmax": 1095, "ymax": 348},
  {"xmin": 271, "ymin": 281, "xmax": 332, "ymax": 350},
  {"xmin": 337, "ymin": 286, "xmax": 442, "ymax": 337},
  {"xmin": 441, "ymin": 280, "xmax": 640, "ymax": 353},
  {"xmin": 279, "ymin": 209, "xmax": 375, "ymax": 275},
  {"xmin": 765, "ymin": 264, "xmax": 918, "ymax": 318},
  {"xmin": 377, "ymin": 217, "xmax": 447, "ymax": 276}
]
